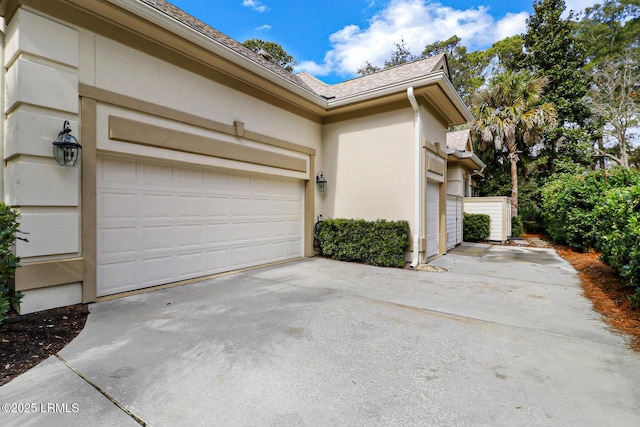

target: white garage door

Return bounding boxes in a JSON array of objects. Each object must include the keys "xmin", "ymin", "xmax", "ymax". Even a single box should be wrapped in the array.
[
  {"xmin": 97, "ymin": 156, "xmax": 304, "ymax": 297},
  {"xmin": 446, "ymin": 195, "xmax": 463, "ymax": 250},
  {"xmin": 426, "ymin": 181, "xmax": 440, "ymax": 258}
]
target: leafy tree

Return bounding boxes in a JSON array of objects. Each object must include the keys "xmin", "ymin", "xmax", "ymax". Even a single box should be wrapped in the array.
[
  {"xmin": 587, "ymin": 53, "xmax": 640, "ymax": 168},
  {"xmin": 471, "ymin": 71, "xmax": 557, "ymax": 217},
  {"xmin": 356, "ymin": 38, "xmax": 417, "ymax": 76},
  {"xmin": 422, "ymin": 35, "xmax": 490, "ymax": 103},
  {"xmin": 384, "ymin": 38, "xmax": 416, "ymax": 68},
  {"xmin": 242, "ymin": 39, "xmax": 297, "ymax": 72},
  {"xmin": 577, "ymin": 0, "xmax": 640, "ymax": 68},
  {"xmin": 356, "ymin": 61, "xmax": 381, "ymax": 76},
  {"xmin": 523, "ymin": 0, "xmax": 592, "ymax": 172},
  {"xmin": 577, "ymin": 0, "xmax": 640, "ymax": 168},
  {"xmin": 484, "ymin": 35, "xmax": 526, "ymax": 74}
]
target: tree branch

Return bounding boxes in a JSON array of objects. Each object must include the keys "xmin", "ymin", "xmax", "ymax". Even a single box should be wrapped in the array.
[{"xmin": 592, "ymin": 147, "xmax": 623, "ymax": 166}]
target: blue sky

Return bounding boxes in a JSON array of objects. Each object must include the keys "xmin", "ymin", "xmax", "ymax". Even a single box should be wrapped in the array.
[{"xmin": 168, "ymin": 0, "xmax": 600, "ymax": 83}]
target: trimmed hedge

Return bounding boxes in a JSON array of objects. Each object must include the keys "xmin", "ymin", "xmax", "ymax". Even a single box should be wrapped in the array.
[
  {"xmin": 541, "ymin": 168, "xmax": 640, "ymax": 251},
  {"xmin": 0, "ymin": 203, "xmax": 25, "ymax": 325},
  {"xmin": 595, "ymin": 185, "xmax": 640, "ymax": 307},
  {"xmin": 511, "ymin": 216, "xmax": 523, "ymax": 237},
  {"xmin": 463, "ymin": 213, "xmax": 490, "ymax": 241},
  {"xmin": 316, "ymin": 218, "xmax": 410, "ymax": 268}
]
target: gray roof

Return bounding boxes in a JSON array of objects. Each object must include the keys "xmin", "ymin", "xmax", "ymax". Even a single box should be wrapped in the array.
[
  {"xmin": 139, "ymin": 1, "xmax": 450, "ymax": 103},
  {"xmin": 446, "ymin": 129, "xmax": 471, "ymax": 151},
  {"xmin": 296, "ymin": 55, "xmax": 447, "ymax": 100}
]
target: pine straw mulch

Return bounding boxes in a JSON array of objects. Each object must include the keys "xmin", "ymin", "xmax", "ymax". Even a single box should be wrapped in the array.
[
  {"xmin": 528, "ymin": 234, "xmax": 640, "ymax": 352},
  {"xmin": 0, "ymin": 304, "xmax": 89, "ymax": 386}
]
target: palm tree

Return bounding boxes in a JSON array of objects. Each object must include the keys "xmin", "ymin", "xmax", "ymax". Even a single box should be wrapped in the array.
[{"xmin": 471, "ymin": 70, "xmax": 557, "ymax": 217}]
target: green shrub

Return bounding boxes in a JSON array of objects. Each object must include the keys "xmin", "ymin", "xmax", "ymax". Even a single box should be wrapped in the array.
[
  {"xmin": 595, "ymin": 185, "xmax": 640, "ymax": 307},
  {"xmin": 522, "ymin": 220, "xmax": 544, "ymax": 234},
  {"xmin": 511, "ymin": 216, "xmax": 523, "ymax": 237},
  {"xmin": 541, "ymin": 168, "xmax": 640, "ymax": 251},
  {"xmin": 463, "ymin": 213, "xmax": 490, "ymax": 241},
  {"xmin": 0, "ymin": 203, "xmax": 26, "ymax": 324},
  {"xmin": 316, "ymin": 218, "xmax": 410, "ymax": 268}
]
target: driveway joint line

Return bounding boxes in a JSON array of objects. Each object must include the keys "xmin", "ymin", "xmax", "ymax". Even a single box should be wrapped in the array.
[{"xmin": 54, "ymin": 354, "xmax": 147, "ymax": 426}]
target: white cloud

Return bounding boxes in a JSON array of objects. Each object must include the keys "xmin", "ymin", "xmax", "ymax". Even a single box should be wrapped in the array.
[
  {"xmin": 297, "ymin": 0, "xmax": 530, "ymax": 78},
  {"xmin": 256, "ymin": 24, "xmax": 272, "ymax": 31},
  {"xmin": 564, "ymin": 0, "xmax": 600, "ymax": 14},
  {"xmin": 243, "ymin": 0, "xmax": 268, "ymax": 13},
  {"xmin": 494, "ymin": 12, "xmax": 529, "ymax": 41}
]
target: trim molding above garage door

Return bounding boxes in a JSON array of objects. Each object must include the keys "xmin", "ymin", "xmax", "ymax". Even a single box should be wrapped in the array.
[{"xmin": 109, "ymin": 116, "xmax": 307, "ymax": 173}]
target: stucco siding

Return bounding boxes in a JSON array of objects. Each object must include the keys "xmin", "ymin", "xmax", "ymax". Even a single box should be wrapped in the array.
[
  {"xmin": 321, "ymin": 108, "xmax": 414, "ymax": 229},
  {"xmin": 447, "ymin": 166, "xmax": 464, "ymax": 197},
  {"xmin": 87, "ymin": 34, "xmax": 321, "ymax": 153}
]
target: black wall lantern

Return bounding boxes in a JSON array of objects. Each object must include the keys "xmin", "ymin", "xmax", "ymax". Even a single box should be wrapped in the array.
[
  {"xmin": 52, "ymin": 121, "xmax": 82, "ymax": 167},
  {"xmin": 316, "ymin": 172, "xmax": 327, "ymax": 192}
]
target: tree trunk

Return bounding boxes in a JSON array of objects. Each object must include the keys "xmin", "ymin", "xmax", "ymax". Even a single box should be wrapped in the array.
[
  {"xmin": 510, "ymin": 149, "xmax": 518, "ymax": 218},
  {"xmin": 598, "ymin": 135, "xmax": 605, "ymax": 170}
]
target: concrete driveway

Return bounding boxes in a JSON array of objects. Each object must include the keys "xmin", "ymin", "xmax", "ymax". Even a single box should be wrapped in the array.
[{"xmin": 2, "ymin": 243, "xmax": 640, "ymax": 426}]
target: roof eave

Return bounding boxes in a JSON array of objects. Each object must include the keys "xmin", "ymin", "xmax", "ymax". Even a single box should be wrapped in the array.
[{"xmin": 447, "ymin": 150, "xmax": 486, "ymax": 170}]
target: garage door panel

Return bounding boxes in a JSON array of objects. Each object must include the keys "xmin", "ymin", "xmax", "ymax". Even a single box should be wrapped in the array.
[
  {"xmin": 231, "ymin": 197, "xmax": 253, "ymax": 216},
  {"xmin": 253, "ymin": 244, "xmax": 270, "ymax": 262},
  {"xmin": 178, "ymin": 196, "xmax": 206, "ymax": 218},
  {"xmin": 97, "ymin": 156, "xmax": 304, "ymax": 297},
  {"xmin": 271, "ymin": 200, "xmax": 288, "ymax": 215},
  {"xmin": 177, "ymin": 252, "xmax": 205, "ymax": 278},
  {"xmin": 288, "ymin": 220, "xmax": 302, "ymax": 236},
  {"xmin": 207, "ymin": 197, "xmax": 229, "ymax": 217},
  {"xmin": 207, "ymin": 249, "xmax": 229, "ymax": 271},
  {"xmin": 272, "ymin": 242, "xmax": 286, "ymax": 258},
  {"xmin": 288, "ymin": 200, "xmax": 302, "ymax": 215},
  {"xmin": 101, "ymin": 158, "xmax": 137, "ymax": 184},
  {"xmin": 177, "ymin": 168, "xmax": 204, "ymax": 189},
  {"xmin": 206, "ymin": 172, "xmax": 229, "ymax": 190},
  {"xmin": 100, "ymin": 228, "xmax": 137, "ymax": 255},
  {"xmin": 99, "ymin": 261, "xmax": 136, "ymax": 293},
  {"xmin": 178, "ymin": 224, "xmax": 205, "ymax": 248},
  {"xmin": 141, "ymin": 256, "xmax": 174, "ymax": 283},
  {"xmin": 231, "ymin": 175, "xmax": 252, "ymax": 192},
  {"xmin": 141, "ymin": 226, "xmax": 174, "ymax": 251},
  {"xmin": 143, "ymin": 194, "xmax": 174, "ymax": 218},
  {"xmin": 207, "ymin": 223, "xmax": 230, "ymax": 243},
  {"xmin": 272, "ymin": 221, "xmax": 287, "ymax": 237},
  {"xmin": 231, "ymin": 222, "xmax": 252, "ymax": 241},
  {"xmin": 288, "ymin": 241, "xmax": 302, "ymax": 257},
  {"xmin": 143, "ymin": 163, "xmax": 173, "ymax": 187},
  {"xmin": 253, "ymin": 222, "xmax": 270, "ymax": 239},
  {"xmin": 254, "ymin": 198, "xmax": 271, "ymax": 216},
  {"xmin": 231, "ymin": 246, "xmax": 252, "ymax": 267},
  {"xmin": 101, "ymin": 193, "xmax": 137, "ymax": 219}
]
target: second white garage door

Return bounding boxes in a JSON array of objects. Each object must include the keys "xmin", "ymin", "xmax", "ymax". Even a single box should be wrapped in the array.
[
  {"xmin": 426, "ymin": 181, "xmax": 440, "ymax": 258},
  {"xmin": 97, "ymin": 156, "xmax": 304, "ymax": 297}
]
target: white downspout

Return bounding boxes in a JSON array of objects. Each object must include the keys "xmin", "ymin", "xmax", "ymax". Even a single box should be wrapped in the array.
[{"xmin": 407, "ymin": 87, "xmax": 422, "ymax": 269}]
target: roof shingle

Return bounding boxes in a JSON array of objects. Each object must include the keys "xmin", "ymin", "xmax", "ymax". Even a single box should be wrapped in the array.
[{"xmin": 446, "ymin": 129, "xmax": 471, "ymax": 151}]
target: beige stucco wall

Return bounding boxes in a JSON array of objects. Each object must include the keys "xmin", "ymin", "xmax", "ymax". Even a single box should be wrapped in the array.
[
  {"xmin": 321, "ymin": 108, "xmax": 415, "ymax": 227},
  {"xmin": 81, "ymin": 34, "xmax": 322, "ymax": 152},
  {"xmin": 3, "ymin": 9, "xmax": 82, "ymax": 313},
  {"xmin": 447, "ymin": 166, "xmax": 464, "ymax": 197},
  {"xmin": 320, "ymin": 102, "xmax": 450, "ymax": 261}
]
